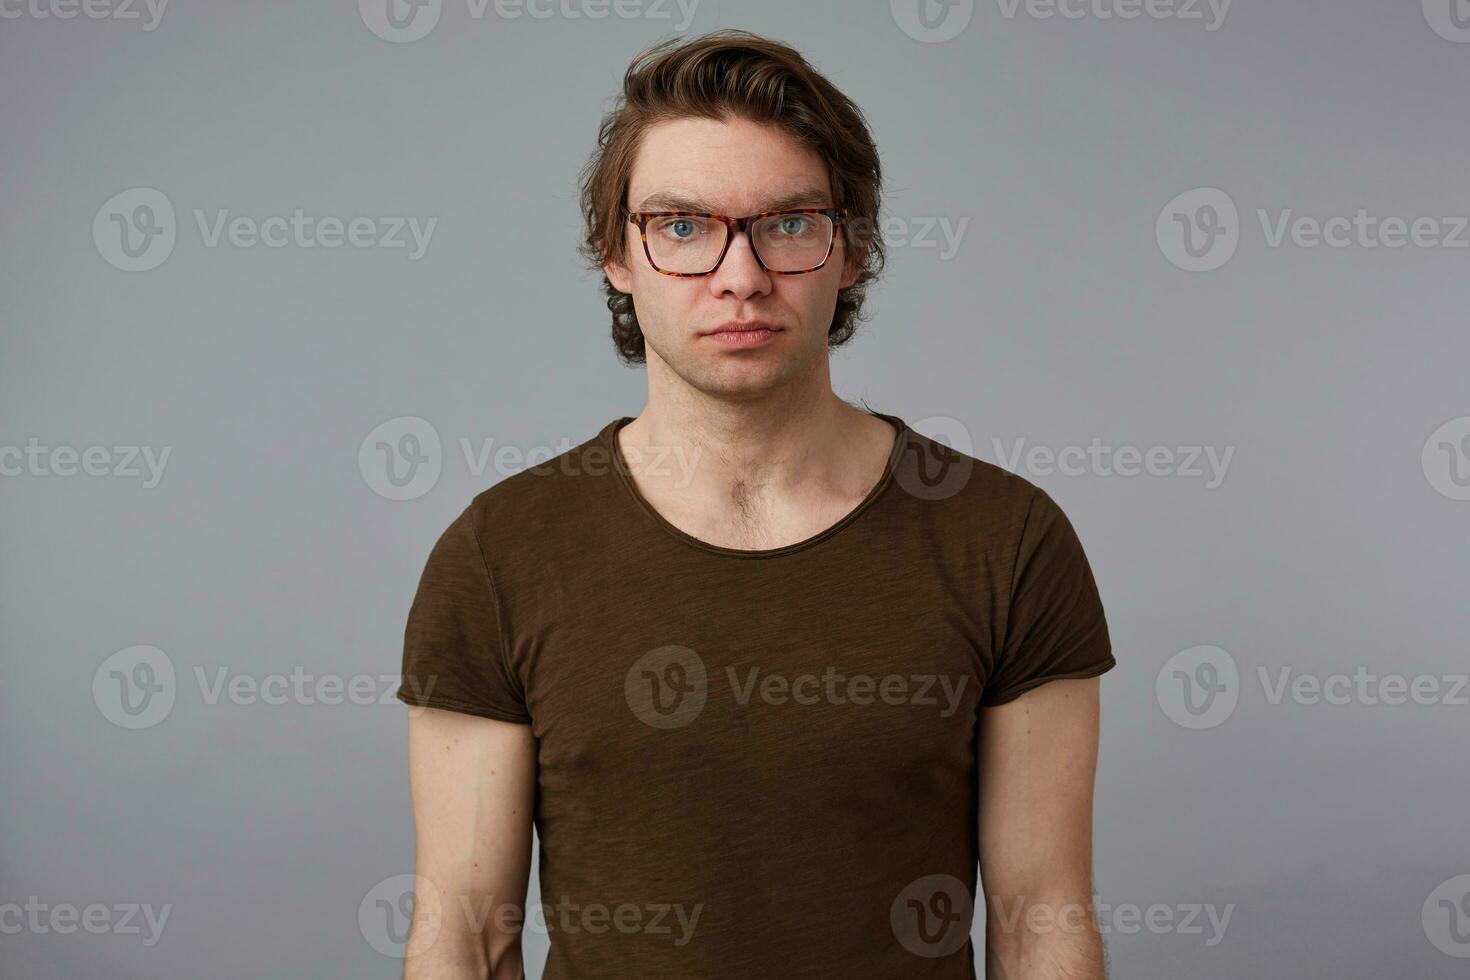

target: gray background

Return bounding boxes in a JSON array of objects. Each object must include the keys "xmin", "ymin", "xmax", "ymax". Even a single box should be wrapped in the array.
[{"xmin": 3, "ymin": 0, "xmax": 1469, "ymax": 976}]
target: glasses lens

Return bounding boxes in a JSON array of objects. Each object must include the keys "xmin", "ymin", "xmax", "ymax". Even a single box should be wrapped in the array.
[
  {"xmin": 752, "ymin": 212, "xmax": 834, "ymax": 272},
  {"xmin": 645, "ymin": 214, "xmax": 728, "ymax": 275},
  {"xmin": 641, "ymin": 212, "xmax": 837, "ymax": 274}
]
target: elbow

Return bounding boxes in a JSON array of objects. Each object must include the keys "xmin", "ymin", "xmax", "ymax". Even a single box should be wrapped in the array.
[
  {"xmin": 402, "ymin": 922, "xmax": 524, "ymax": 980},
  {"xmin": 485, "ymin": 931, "xmax": 525, "ymax": 980}
]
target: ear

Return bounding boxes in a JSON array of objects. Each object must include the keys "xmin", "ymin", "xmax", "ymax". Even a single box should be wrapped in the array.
[
  {"xmin": 604, "ymin": 255, "xmax": 633, "ymax": 295},
  {"xmin": 833, "ymin": 221, "xmax": 862, "ymax": 289}
]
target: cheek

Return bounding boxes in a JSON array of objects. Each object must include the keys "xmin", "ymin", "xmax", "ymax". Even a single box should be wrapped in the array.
[
  {"xmin": 630, "ymin": 275, "xmax": 700, "ymax": 335},
  {"xmin": 788, "ymin": 271, "xmax": 843, "ymax": 316}
]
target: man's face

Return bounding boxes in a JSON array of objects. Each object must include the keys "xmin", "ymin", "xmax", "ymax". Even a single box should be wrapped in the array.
[{"xmin": 604, "ymin": 115, "xmax": 858, "ymax": 399}]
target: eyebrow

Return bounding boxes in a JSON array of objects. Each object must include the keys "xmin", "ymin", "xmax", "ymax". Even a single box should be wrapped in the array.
[{"xmin": 632, "ymin": 188, "xmax": 833, "ymax": 214}]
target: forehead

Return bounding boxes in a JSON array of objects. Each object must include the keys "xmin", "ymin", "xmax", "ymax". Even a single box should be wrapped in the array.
[{"xmin": 627, "ymin": 115, "xmax": 834, "ymax": 213}]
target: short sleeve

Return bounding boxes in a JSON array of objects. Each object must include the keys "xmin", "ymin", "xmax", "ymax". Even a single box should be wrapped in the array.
[
  {"xmin": 396, "ymin": 506, "xmax": 531, "ymax": 724},
  {"xmin": 981, "ymin": 487, "xmax": 1115, "ymax": 707}
]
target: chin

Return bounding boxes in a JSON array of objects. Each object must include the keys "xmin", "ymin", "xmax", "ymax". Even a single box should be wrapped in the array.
[
  {"xmin": 654, "ymin": 330, "xmax": 813, "ymax": 389},
  {"xmin": 699, "ymin": 358, "xmax": 803, "ymax": 397}
]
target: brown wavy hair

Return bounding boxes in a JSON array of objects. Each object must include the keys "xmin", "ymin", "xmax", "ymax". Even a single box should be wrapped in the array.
[{"xmin": 576, "ymin": 29, "xmax": 886, "ymax": 365}]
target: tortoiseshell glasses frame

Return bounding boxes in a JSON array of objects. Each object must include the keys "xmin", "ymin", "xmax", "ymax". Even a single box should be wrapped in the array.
[{"xmin": 621, "ymin": 206, "xmax": 849, "ymax": 277}]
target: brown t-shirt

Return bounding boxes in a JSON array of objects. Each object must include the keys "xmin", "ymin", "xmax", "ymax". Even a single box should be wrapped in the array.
[{"xmin": 397, "ymin": 410, "xmax": 1114, "ymax": 978}]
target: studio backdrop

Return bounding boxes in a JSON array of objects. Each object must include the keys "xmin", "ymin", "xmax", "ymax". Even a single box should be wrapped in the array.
[{"xmin": 2, "ymin": 1, "xmax": 1468, "ymax": 977}]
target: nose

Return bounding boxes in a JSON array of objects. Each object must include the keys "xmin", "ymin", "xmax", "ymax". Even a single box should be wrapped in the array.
[{"xmin": 706, "ymin": 225, "xmax": 772, "ymax": 299}]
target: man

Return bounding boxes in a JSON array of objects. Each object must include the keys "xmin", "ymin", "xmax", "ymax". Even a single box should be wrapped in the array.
[{"xmin": 397, "ymin": 28, "xmax": 1115, "ymax": 979}]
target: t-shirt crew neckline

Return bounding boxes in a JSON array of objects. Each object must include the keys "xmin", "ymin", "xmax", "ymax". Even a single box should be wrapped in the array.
[{"xmin": 605, "ymin": 411, "xmax": 909, "ymax": 560}]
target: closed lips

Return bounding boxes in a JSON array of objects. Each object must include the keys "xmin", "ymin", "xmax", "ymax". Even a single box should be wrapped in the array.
[{"xmin": 708, "ymin": 322, "xmax": 781, "ymax": 334}]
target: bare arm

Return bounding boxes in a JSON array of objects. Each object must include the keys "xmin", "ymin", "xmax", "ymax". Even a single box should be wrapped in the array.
[
  {"xmin": 404, "ymin": 706, "xmax": 537, "ymax": 980},
  {"xmin": 977, "ymin": 676, "xmax": 1105, "ymax": 980}
]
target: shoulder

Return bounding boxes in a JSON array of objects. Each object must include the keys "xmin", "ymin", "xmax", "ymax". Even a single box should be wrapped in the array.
[
  {"xmin": 453, "ymin": 422, "xmax": 623, "ymax": 557},
  {"xmin": 893, "ymin": 422, "xmax": 1049, "ymax": 528},
  {"xmin": 890, "ymin": 422, "xmax": 1102, "ymax": 578}
]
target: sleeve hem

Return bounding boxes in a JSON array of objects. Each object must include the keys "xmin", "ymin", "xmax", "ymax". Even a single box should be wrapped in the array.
[
  {"xmin": 396, "ymin": 688, "xmax": 532, "ymax": 725},
  {"xmin": 980, "ymin": 654, "xmax": 1116, "ymax": 708}
]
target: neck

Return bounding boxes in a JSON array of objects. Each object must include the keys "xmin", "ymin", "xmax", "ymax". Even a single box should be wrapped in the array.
[{"xmin": 618, "ymin": 356, "xmax": 890, "ymax": 509}]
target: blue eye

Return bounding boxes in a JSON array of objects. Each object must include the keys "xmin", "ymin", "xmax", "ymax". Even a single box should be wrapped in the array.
[{"xmin": 652, "ymin": 216, "xmax": 710, "ymax": 242}]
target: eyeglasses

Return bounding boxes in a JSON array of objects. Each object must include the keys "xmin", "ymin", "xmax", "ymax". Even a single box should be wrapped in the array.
[{"xmin": 622, "ymin": 206, "xmax": 847, "ymax": 277}]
